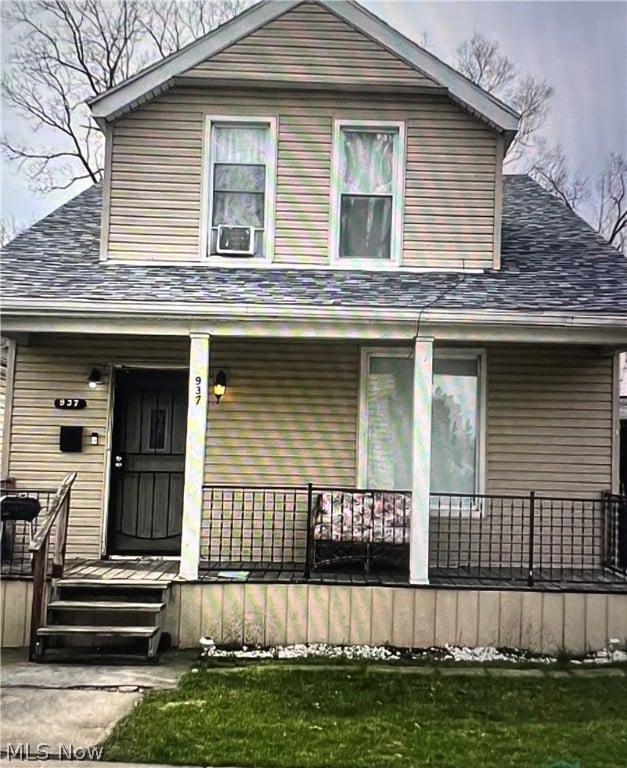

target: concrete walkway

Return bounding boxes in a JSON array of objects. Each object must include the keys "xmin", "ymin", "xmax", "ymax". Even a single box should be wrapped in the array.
[{"xmin": 0, "ymin": 649, "xmax": 195, "ymax": 763}]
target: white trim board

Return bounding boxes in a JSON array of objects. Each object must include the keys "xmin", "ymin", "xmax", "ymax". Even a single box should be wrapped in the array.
[{"xmin": 3, "ymin": 300, "xmax": 627, "ymax": 331}]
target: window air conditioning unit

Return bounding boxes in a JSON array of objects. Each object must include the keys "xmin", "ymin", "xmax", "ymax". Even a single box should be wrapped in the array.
[{"xmin": 216, "ymin": 225, "xmax": 255, "ymax": 256}]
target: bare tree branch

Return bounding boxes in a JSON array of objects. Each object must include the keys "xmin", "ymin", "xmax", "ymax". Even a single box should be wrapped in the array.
[
  {"xmin": 595, "ymin": 153, "xmax": 626, "ymax": 253},
  {"xmin": 457, "ymin": 33, "xmax": 515, "ymax": 93},
  {"xmin": 529, "ymin": 140, "xmax": 589, "ymax": 212},
  {"xmin": 456, "ymin": 32, "xmax": 553, "ymax": 170},
  {"xmin": 1, "ymin": 212, "xmax": 35, "ymax": 246},
  {"xmin": 1, "ymin": 0, "xmax": 250, "ymax": 195},
  {"xmin": 531, "ymin": 143, "xmax": 626, "ymax": 255}
]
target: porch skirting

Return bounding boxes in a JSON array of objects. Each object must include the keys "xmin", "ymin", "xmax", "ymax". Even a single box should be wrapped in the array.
[
  {"xmin": 3, "ymin": 579, "xmax": 626, "ymax": 655},
  {"xmin": 172, "ymin": 583, "xmax": 627, "ymax": 656}
]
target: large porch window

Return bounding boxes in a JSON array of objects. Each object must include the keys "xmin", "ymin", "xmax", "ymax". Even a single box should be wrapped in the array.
[{"xmin": 359, "ymin": 349, "xmax": 484, "ymax": 496}]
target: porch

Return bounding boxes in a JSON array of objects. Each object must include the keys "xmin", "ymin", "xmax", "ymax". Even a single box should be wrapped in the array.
[
  {"xmin": 195, "ymin": 484, "xmax": 627, "ymax": 591},
  {"xmin": 2, "ymin": 476, "xmax": 627, "ymax": 658},
  {"xmin": 3, "ymin": 481, "xmax": 626, "ymax": 590}
]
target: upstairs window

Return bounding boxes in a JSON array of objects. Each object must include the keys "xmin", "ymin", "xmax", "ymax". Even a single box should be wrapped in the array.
[
  {"xmin": 331, "ymin": 121, "xmax": 405, "ymax": 265},
  {"xmin": 205, "ymin": 118, "xmax": 276, "ymax": 259}
]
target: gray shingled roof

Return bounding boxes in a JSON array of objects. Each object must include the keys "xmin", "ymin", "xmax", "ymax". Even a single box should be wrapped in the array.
[{"xmin": 2, "ymin": 175, "xmax": 626, "ymax": 314}]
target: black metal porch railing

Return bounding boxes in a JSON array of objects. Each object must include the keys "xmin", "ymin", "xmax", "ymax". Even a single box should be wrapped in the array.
[
  {"xmin": 201, "ymin": 484, "xmax": 627, "ymax": 587},
  {"xmin": 430, "ymin": 493, "xmax": 627, "ymax": 585},
  {"xmin": 603, "ymin": 492, "xmax": 627, "ymax": 576},
  {"xmin": 200, "ymin": 485, "xmax": 310, "ymax": 572}
]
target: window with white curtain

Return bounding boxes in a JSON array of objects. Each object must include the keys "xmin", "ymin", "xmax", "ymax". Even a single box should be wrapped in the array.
[
  {"xmin": 332, "ymin": 122, "xmax": 404, "ymax": 263},
  {"xmin": 205, "ymin": 118, "xmax": 276, "ymax": 258},
  {"xmin": 360, "ymin": 350, "xmax": 484, "ymax": 497}
]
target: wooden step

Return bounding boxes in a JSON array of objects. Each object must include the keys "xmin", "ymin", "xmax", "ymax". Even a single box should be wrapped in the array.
[
  {"xmin": 34, "ymin": 624, "xmax": 163, "ymax": 663},
  {"xmin": 37, "ymin": 625, "xmax": 160, "ymax": 637},
  {"xmin": 47, "ymin": 600, "xmax": 165, "ymax": 613},
  {"xmin": 56, "ymin": 579, "xmax": 169, "ymax": 603},
  {"xmin": 59, "ymin": 578, "xmax": 170, "ymax": 589}
]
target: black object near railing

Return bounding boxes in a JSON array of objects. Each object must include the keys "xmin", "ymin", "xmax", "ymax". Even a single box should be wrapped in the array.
[
  {"xmin": 1, "ymin": 482, "xmax": 56, "ymax": 577},
  {"xmin": 201, "ymin": 484, "xmax": 627, "ymax": 587},
  {"xmin": 0, "ymin": 473, "xmax": 76, "ymax": 660}
]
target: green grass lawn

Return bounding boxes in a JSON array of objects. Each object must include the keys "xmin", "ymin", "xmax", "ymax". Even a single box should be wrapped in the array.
[{"xmin": 103, "ymin": 665, "xmax": 627, "ymax": 768}]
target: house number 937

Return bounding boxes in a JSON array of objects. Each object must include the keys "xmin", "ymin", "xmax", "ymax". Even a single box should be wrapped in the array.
[{"xmin": 195, "ymin": 376, "xmax": 202, "ymax": 404}]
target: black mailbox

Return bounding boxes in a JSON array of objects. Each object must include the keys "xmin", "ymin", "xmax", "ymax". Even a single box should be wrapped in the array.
[{"xmin": 59, "ymin": 425, "xmax": 83, "ymax": 452}]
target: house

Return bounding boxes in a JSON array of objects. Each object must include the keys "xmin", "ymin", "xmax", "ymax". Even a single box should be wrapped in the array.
[
  {"xmin": 1, "ymin": 0, "xmax": 626, "ymax": 661},
  {"xmin": 620, "ymin": 353, "xmax": 627, "ymax": 494}
]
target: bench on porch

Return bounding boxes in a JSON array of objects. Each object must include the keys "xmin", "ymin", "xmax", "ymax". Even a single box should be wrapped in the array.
[{"xmin": 311, "ymin": 491, "xmax": 410, "ymax": 574}]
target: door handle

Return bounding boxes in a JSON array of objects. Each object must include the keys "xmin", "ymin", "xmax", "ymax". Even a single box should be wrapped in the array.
[{"xmin": 114, "ymin": 455, "xmax": 124, "ymax": 469}]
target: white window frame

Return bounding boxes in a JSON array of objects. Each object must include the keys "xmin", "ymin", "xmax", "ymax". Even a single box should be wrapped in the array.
[
  {"xmin": 200, "ymin": 115, "xmax": 277, "ymax": 264},
  {"xmin": 358, "ymin": 347, "xmax": 486, "ymax": 509},
  {"xmin": 358, "ymin": 347, "xmax": 413, "ymax": 488},
  {"xmin": 330, "ymin": 120, "xmax": 406, "ymax": 268}
]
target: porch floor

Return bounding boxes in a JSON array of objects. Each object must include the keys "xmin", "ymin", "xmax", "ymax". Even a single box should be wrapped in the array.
[
  {"xmin": 199, "ymin": 561, "xmax": 627, "ymax": 592},
  {"xmin": 63, "ymin": 558, "xmax": 179, "ymax": 582},
  {"xmin": 2, "ymin": 558, "xmax": 625, "ymax": 592}
]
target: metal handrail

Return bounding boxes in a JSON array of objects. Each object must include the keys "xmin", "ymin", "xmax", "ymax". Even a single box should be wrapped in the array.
[
  {"xmin": 28, "ymin": 472, "xmax": 77, "ymax": 660},
  {"xmin": 29, "ymin": 472, "xmax": 76, "ymax": 555}
]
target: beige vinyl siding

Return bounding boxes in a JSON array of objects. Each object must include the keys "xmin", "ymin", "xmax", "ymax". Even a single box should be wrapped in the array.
[
  {"xmin": 185, "ymin": 1, "xmax": 438, "ymax": 89},
  {"xmin": 486, "ymin": 345, "xmax": 613, "ymax": 496},
  {"xmin": 107, "ymin": 89, "xmax": 497, "ymax": 268},
  {"xmin": 1, "ymin": 580, "xmax": 34, "ymax": 648},
  {"xmin": 204, "ymin": 340, "xmax": 359, "ymax": 484},
  {"xmin": 201, "ymin": 340, "xmax": 358, "ymax": 563},
  {"xmin": 7, "ymin": 335, "xmax": 189, "ymax": 558},
  {"xmin": 0, "ymin": 339, "xmax": 8, "ymax": 471}
]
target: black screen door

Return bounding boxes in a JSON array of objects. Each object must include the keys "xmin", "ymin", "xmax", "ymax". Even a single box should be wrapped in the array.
[{"xmin": 108, "ymin": 369, "xmax": 188, "ymax": 555}]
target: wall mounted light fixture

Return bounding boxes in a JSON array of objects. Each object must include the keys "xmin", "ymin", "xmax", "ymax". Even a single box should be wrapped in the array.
[
  {"xmin": 213, "ymin": 370, "xmax": 227, "ymax": 403},
  {"xmin": 87, "ymin": 368, "xmax": 103, "ymax": 389}
]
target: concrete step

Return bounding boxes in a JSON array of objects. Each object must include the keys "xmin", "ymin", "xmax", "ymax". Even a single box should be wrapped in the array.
[{"xmin": 47, "ymin": 600, "xmax": 165, "ymax": 613}]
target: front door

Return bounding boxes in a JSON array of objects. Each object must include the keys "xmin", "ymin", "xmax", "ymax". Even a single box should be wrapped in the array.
[{"xmin": 108, "ymin": 369, "xmax": 188, "ymax": 555}]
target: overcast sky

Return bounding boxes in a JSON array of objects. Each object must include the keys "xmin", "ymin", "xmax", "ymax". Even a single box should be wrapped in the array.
[{"xmin": 1, "ymin": 0, "xmax": 625, "ymax": 227}]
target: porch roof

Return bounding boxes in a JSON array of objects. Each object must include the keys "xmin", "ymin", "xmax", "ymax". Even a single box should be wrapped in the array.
[{"xmin": 2, "ymin": 175, "xmax": 626, "ymax": 316}]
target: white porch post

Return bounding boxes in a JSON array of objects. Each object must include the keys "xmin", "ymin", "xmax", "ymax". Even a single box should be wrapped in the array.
[
  {"xmin": 410, "ymin": 336, "xmax": 433, "ymax": 585},
  {"xmin": 179, "ymin": 333, "xmax": 210, "ymax": 580}
]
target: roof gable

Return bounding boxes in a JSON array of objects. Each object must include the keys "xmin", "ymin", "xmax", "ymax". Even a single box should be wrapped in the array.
[
  {"xmin": 182, "ymin": 1, "xmax": 440, "ymax": 90},
  {"xmin": 88, "ymin": 0, "xmax": 519, "ymax": 138}
]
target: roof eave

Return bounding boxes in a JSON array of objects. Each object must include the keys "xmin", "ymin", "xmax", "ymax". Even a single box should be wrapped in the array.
[
  {"xmin": 89, "ymin": 0, "xmax": 520, "ymax": 135},
  {"xmin": 89, "ymin": 0, "xmax": 301, "ymax": 122},
  {"xmin": 326, "ymin": 0, "xmax": 519, "ymax": 132}
]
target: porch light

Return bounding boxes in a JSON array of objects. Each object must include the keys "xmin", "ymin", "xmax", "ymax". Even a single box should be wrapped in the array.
[
  {"xmin": 213, "ymin": 370, "xmax": 227, "ymax": 403},
  {"xmin": 87, "ymin": 368, "xmax": 103, "ymax": 389}
]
